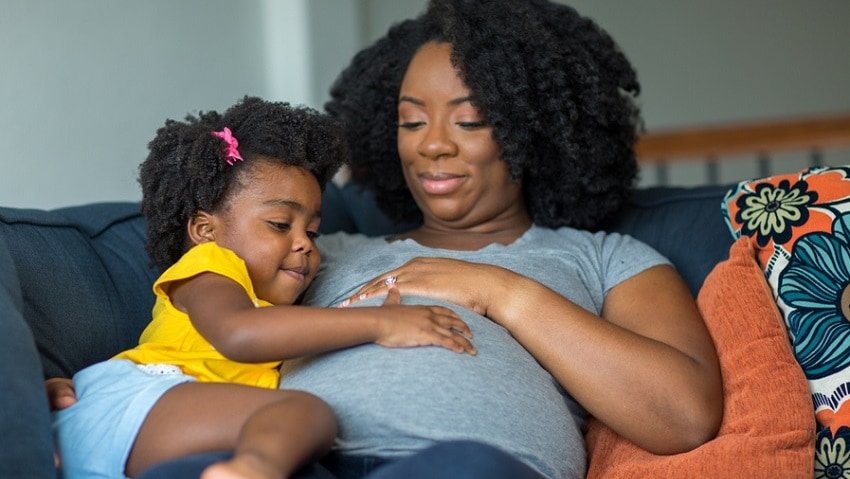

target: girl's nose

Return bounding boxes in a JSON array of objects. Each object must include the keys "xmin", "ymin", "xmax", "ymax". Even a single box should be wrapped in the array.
[{"xmin": 291, "ymin": 231, "xmax": 314, "ymax": 255}]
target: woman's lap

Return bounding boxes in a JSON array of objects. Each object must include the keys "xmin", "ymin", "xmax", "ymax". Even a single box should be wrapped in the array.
[
  {"xmin": 136, "ymin": 451, "xmax": 337, "ymax": 479},
  {"xmin": 357, "ymin": 440, "xmax": 548, "ymax": 479},
  {"xmin": 136, "ymin": 440, "xmax": 548, "ymax": 479}
]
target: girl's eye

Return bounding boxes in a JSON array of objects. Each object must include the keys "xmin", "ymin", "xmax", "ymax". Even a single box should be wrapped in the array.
[
  {"xmin": 307, "ymin": 231, "xmax": 321, "ymax": 241},
  {"xmin": 269, "ymin": 222, "xmax": 291, "ymax": 232}
]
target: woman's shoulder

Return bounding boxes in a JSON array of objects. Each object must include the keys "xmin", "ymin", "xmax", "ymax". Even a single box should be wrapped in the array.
[
  {"xmin": 526, "ymin": 224, "xmax": 614, "ymax": 244},
  {"xmin": 528, "ymin": 224, "xmax": 665, "ymax": 258}
]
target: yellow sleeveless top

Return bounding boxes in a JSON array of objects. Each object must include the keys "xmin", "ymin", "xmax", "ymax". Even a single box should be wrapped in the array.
[{"xmin": 113, "ymin": 242, "xmax": 280, "ymax": 388}]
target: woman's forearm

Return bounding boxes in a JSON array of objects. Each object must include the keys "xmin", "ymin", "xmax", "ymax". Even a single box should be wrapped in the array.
[{"xmin": 490, "ymin": 267, "xmax": 723, "ymax": 454}]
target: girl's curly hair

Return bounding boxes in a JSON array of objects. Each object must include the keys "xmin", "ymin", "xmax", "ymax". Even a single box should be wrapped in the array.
[
  {"xmin": 325, "ymin": 0, "xmax": 641, "ymax": 230},
  {"xmin": 139, "ymin": 96, "xmax": 347, "ymax": 271}
]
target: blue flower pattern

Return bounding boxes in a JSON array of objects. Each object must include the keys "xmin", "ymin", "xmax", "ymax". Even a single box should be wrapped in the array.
[{"xmin": 779, "ymin": 213, "xmax": 850, "ymax": 379}]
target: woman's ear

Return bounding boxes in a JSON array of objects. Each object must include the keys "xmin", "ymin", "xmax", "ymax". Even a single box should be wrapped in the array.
[{"xmin": 187, "ymin": 211, "xmax": 216, "ymax": 245}]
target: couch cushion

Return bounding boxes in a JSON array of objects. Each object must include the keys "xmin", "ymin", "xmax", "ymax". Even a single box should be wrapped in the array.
[
  {"xmin": 0, "ymin": 202, "xmax": 157, "ymax": 378},
  {"xmin": 722, "ymin": 164, "xmax": 850, "ymax": 476},
  {"xmin": 585, "ymin": 238, "xmax": 815, "ymax": 477},
  {"xmin": 319, "ymin": 181, "xmax": 417, "ymax": 237}
]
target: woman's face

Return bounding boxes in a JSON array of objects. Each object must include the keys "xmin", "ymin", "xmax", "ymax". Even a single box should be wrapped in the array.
[{"xmin": 397, "ymin": 41, "xmax": 527, "ymax": 231}]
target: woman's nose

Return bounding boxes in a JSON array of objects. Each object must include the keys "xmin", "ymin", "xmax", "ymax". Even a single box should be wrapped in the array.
[{"xmin": 418, "ymin": 123, "xmax": 458, "ymax": 159}]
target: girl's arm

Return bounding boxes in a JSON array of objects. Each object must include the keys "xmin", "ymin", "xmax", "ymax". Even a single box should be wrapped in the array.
[
  {"xmin": 345, "ymin": 258, "xmax": 723, "ymax": 455},
  {"xmin": 172, "ymin": 272, "xmax": 476, "ymax": 363}
]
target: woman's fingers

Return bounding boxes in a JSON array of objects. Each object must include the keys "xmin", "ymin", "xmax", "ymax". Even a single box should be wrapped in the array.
[{"xmin": 341, "ymin": 273, "xmax": 401, "ymax": 307}]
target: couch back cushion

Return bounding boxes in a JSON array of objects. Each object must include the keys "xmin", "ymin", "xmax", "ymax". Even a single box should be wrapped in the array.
[
  {"xmin": 605, "ymin": 185, "xmax": 735, "ymax": 295},
  {"xmin": 0, "ymin": 203, "xmax": 157, "ymax": 378}
]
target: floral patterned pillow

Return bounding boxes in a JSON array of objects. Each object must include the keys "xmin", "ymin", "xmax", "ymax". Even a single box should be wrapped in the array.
[{"xmin": 722, "ymin": 164, "xmax": 850, "ymax": 478}]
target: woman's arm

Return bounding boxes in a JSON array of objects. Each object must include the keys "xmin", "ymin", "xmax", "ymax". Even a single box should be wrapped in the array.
[
  {"xmin": 504, "ymin": 264, "xmax": 722, "ymax": 454},
  {"xmin": 347, "ymin": 258, "xmax": 723, "ymax": 454}
]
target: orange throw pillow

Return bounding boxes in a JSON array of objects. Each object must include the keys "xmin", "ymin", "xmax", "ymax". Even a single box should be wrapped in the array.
[{"xmin": 585, "ymin": 238, "xmax": 814, "ymax": 478}]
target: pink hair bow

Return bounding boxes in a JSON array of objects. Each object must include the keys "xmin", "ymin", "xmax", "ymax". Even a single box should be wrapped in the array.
[{"xmin": 211, "ymin": 127, "xmax": 244, "ymax": 166}]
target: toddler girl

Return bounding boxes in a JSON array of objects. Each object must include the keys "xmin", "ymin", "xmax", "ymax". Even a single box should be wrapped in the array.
[{"xmin": 53, "ymin": 96, "xmax": 475, "ymax": 479}]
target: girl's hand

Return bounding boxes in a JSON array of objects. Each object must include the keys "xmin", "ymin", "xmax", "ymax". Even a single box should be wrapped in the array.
[
  {"xmin": 45, "ymin": 377, "xmax": 77, "ymax": 411},
  {"xmin": 370, "ymin": 285, "xmax": 476, "ymax": 355},
  {"xmin": 342, "ymin": 257, "xmax": 515, "ymax": 321},
  {"xmin": 46, "ymin": 377, "xmax": 76, "ymax": 469}
]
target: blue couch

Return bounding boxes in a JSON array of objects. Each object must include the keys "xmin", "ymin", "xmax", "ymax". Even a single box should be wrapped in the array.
[{"xmin": 0, "ymin": 181, "xmax": 734, "ymax": 478}]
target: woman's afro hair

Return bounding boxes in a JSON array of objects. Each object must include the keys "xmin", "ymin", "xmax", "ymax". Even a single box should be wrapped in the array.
[
  {"xmin": 139, "ymin": 96, "xmax": 347, "ymax": 271},
  {"xmin": 325, "ymin": 0, "xmax": 641, "ymax": 230}
]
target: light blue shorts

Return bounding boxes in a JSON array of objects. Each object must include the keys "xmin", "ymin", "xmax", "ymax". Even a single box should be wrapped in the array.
[{"xmin": 52, "ymin": 359, "xmax": 195, "ymax": 479}]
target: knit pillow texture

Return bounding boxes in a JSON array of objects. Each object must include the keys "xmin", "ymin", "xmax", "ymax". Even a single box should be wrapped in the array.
[{"xmin": 584, "ymin": 237, "xmax": 814, "ymax": 478}]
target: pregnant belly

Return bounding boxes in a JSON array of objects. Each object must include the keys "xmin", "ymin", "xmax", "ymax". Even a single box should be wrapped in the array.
[{"xmin": 279, "ymin": 298, "xmax": 586, "ymax": 479}]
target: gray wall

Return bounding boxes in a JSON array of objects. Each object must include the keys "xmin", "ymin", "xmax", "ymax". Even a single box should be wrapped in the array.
[
  {"xmin": 3, "ymin": 0, "xmax": 849, "ymax": 208},
  {"xmin": 2, "ymin": 0, "xmax": 311, "ymax": 209}
]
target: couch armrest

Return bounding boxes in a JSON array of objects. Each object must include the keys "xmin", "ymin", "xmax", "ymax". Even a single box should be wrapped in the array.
[{"xmin": 0, "ymin": 233, "xmax": 57, "ymax": 478}]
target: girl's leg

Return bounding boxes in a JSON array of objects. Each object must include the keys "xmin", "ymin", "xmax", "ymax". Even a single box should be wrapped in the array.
[{"xmin": 126, "ymin": 383, "xmax": 336, "ymax": 478}]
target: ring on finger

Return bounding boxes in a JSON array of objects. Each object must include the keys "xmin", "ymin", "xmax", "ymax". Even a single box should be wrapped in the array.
[{"xmin": 384, "ymin": 275, "xmax": 398, "ymax": 286}]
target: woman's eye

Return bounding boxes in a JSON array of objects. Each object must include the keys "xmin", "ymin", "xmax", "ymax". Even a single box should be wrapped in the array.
[
  {"xmin": 399, "ymin": 121, "xmax": 424, "ymax": 129},
  {"xmin": 457, "ymin": 121, "xmax": 488, "ymax": 129}
]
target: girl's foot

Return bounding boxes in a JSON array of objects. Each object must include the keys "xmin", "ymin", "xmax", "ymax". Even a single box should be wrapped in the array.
[{"xmin": 200, "ymin": 454, "xmax": 286, "ymax": 479}]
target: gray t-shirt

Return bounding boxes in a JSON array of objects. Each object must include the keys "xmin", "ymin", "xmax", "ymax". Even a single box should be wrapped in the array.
[{"xmin": 280, "ymin": 225, "xmax": 669, "ymax": 479}]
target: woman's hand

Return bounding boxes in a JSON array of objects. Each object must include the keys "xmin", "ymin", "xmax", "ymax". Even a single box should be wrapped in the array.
[
  {"xmin": 342, "ymin": 257, "xmax": 517, "ymax": 321},
  {"xmin": 45, "ymin": 377, "xmax": 77, "ymax": 411}
]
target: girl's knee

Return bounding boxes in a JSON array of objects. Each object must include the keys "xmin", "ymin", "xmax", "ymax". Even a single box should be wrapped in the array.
[{"xmin": 279, "ymin": 390, "xmax": 336, "ymax": 427}]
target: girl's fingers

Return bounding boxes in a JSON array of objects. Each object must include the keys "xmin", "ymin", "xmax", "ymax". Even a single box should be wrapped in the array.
[
  {"xmin": 443, "ymin": 331, "xmax": 477, "ymax": 355},
  {"xmin": 382, "ymin": 285, "xmax": 401, "ymax": 305}
]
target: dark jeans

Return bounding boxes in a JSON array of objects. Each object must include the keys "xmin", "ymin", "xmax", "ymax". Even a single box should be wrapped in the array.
[{"xmin": 137, "ymin": 440, "xmax": 548, "ymax": 479}]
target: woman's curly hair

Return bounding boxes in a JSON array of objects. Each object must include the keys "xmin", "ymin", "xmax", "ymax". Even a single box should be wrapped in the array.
[
  {"xmin": 139, "ymin": 96, "xmax": 347, "ymax": 271},
  {"xmin": 325, "ymin": 0, "xmax": 641, "ymax": 230}
]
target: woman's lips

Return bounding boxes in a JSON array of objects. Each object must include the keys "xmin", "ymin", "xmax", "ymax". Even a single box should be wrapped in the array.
[{"xmin": 419, "ymin": 174, "xmax": 466, "ymax": 195}]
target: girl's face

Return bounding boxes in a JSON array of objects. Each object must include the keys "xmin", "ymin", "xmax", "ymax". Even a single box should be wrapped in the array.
[
  {"xmin": 396, "ymin": 41, "xmax": 527, "ymax": 231},
  {"xmin": 202, "ymin": 161, "xmax": 322, "ymax": 305}
]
